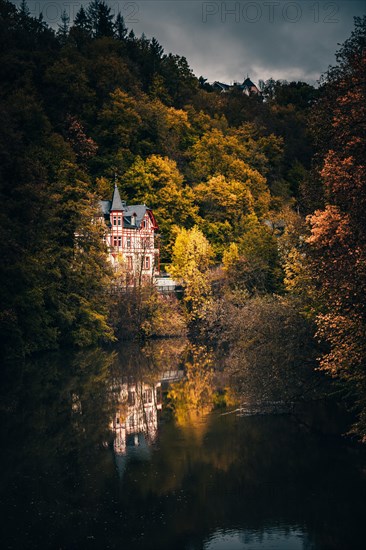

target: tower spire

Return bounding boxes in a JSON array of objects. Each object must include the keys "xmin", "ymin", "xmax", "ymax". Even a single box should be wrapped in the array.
[{"xmin": 111, "ymin": 181, "xmax": 123, "ymax": 211}]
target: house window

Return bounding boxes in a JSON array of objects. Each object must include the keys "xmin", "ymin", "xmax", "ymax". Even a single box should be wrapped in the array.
[
  {"xmin": 127, "ymin": 256, "xmax": 133, "ymax": 270},
  {"xmin": 113, "ymin": 236, "xmax": 118, "ymax": 246},
  {"xmin": 128, "ymin": 391, "xmax": 135, "ymax": 406},
  {"xmin": 113, "ymin": 216, "xmax": 117, "ymax": 226},
  {"xmin": 117, "ymin": 216, "xmax": 122, "ymax": 226},
  {"xmin": 143, "ymin": 389, "xmax": 152, "ymax": 404},
  {"xmin": 143, "ymin": 256, "xmax": 150, "ymax": 270},
  {"xmin": 117, "ymin": 236, "xmax": 122, "ymax": 247},
  {"xmin": 142, "ymin": 237, "xmax": 151, "ymax": 249},
  {"xmin": 126, "ymin": 237, "xmax": 131, "ymax": 248},
  {"xmin": 141, "ymin": 219, "xmax": 146, "ymax": 228}
]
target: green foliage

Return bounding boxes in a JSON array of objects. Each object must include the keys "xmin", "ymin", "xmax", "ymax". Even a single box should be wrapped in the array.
[
  {"xmin": 46, "ymin": 161, "xmax": 115, "ymax": 347},
  {"xmin": 0, "ymin": 0, "xmax": 317, "ymax": 358},
  {"xmin": 222, "ymin": 214, "xmax": 284, "ymax": 294},
  {"xmin": 96, "ymin": 88, "xmax": 142, "ymax": 172},
  {"xmin": 109, "ymin": 283, "xmax": 186, "ymax": 340}
]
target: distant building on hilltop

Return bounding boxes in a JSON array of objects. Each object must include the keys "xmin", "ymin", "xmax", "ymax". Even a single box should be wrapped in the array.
[
  {"xmin": 100, "ymin": 183, "xmax": 159, "ymax": 282},
  {"xmin": 213, "ymin": 76, "xmax": 262, "ymax": 96},
  {"xmin": 212, "ymin": 81, "xmax": 231, "ymax": 93}
]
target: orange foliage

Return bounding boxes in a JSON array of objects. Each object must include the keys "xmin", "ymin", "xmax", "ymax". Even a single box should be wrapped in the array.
[{"xmin": 306, "ymin": 21, "xmax": 366, "ymax": 439}]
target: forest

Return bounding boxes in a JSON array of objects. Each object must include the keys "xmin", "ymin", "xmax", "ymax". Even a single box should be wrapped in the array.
[{"xmin": 0, "ymin": 1, "xmax": 365, "ymax": 440}]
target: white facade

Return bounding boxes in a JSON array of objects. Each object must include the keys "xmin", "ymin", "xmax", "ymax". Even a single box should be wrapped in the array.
[{"xmin": 100, "ymin": 184, "xmax": 159, "ymax": 282}]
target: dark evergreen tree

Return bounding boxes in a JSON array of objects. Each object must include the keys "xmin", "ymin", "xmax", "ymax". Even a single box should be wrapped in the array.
[
  {"xmin": 114, "ymin": 12, "xmax": 127, "ymax": 40},
  {"xmin": 57, "ymin": 9, "xmax": 69, "ymax": 45},
  {"xmin": 87, "ymin": 0, "xmax": 114, "ymax": 38},
  {"xmin": 18, "ymin": 0, "xmax": 29, "ymax": 16},
  {"xmin": 74, "ymin": 5, "xmax": 91, "ymax": 33},
  {"xmin": 150, "ymin": 37, "xmax": 163, "ymax": 59},
  {"xmin": 127, "ymin": 29, "xmax": 136, "ymax": 41}
]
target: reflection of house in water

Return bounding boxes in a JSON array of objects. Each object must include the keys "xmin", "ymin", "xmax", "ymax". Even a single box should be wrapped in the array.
[{"xmin": 112, "ymin": 381, "xmax": 162, "ymax": 475}]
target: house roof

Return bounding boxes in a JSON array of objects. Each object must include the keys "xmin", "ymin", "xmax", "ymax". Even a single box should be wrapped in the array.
[
  {"xmin": 213, "ymin": 81, "xmax": 231, "ymax": 91},
  {"xmin": 111, "ymin": 183, "xmax": 124, "ymax": 211},
  {"xmin": 123, "ymin": 204, "xmax": 149, "ymax": 228},
  {"xmin": 242, "ymin": 77, "xmax": 256, "ymax": 88},
  {"xmin": 213, "ymin": 77, "xmax": 261, "ymax": 95},
  {"xmin": 100, "ymin": 200, "xmax": 111, "ymax": 216},
  {"xmin": 99, "ymin": 185, "xmax": 158, "ymax": 230},
  {"xmin": 240, "ymin": 78, "xmax": 261, "ymax": 94}
]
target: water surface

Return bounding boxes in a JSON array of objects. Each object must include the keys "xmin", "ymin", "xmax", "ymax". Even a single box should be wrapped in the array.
[{"xmin": 1, "ymin": 342, "xmax": 365, "ymax": 549}]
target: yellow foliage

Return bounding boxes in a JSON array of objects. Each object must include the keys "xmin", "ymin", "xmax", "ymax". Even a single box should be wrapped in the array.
[
  {"xmin": 222, "ymin": 243, "xmax": 239, "ymax": 271},
  {"xmin": 169, "ymin": 226, "xmax": 214, "ymax": 316},
  {"xmin": 170, "ymin": 226, "xmax": 214, "ymax": 277},
  {"xmin": 168, "ymin": 346, "xmax": 215, "ymax": 427},
  {"xmin": 194, "ymin": 175, "xmax": 254, "ymax": 219}
]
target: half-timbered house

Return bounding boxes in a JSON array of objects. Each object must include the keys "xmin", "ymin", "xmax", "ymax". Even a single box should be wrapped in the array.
[{"xmin": 100, "ymin": 184, "xmax": 159, "ymax": 281}]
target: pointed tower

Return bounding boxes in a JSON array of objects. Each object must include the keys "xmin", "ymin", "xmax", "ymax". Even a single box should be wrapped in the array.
[
  {"xmin": 110, "ymin": 183, "xmax": 124, "ymax": 258},
  {"xmin": 111, "ymin": 182, "xmax": 124, "ymax": 211}
]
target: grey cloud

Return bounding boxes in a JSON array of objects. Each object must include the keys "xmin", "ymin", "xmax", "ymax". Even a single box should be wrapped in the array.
[
  {"xmin": 18, "ymin": 0, "xmax": 366, "ymax": 84},
  {"xmin": 133, "ymin": 1, "xmax": 365, "ymax": 83}
]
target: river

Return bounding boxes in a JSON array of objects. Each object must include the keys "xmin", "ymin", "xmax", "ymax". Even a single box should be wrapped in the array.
[{"xmin": 0, "ymin": 340, "xmax": 365, "ymax": 549}]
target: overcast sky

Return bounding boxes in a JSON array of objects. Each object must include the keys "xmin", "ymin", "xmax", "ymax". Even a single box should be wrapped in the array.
[{"xmin": 21, "ymin": 0, "xmax": 366, "ymax": 84}]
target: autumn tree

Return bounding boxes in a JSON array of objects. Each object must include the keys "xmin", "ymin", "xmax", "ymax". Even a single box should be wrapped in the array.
[
  {"xmin": 188, "ymin": 127, "xmax": 272, "ymax": 216},
  {"xmin": 193, "ymin": 174, "xmax": 254, "ymax": 258},
  {"xmin": 169, "ymin": 226, "xmax": 214, "ymax": 322},
  {"xmin": 306, "ymin": 17, "xmax": 366, "ymax": 440},
  {"xmin": 122, "ymin": 155, "xmax": 199, "ymax": 264},
  {"xmin": 65, "ymin": 115, "xmax": 98, "ymax": 162},
  {"xmin": 275, "ymin": 206, "xmax": 315, "ymax": 314},
  {"xmin": 222, "ymin": 214, "xmax": 284, "ymax": 294}
]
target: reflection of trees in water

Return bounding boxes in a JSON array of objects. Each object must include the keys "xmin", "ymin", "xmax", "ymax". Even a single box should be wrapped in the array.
[
  {"xmin": 4, "ymin": 348, "xmax": 118, "ymax": 455},
  {"xmin": 110, "ymin": 339, "xmax": 233, "ymax": 460},
  {"xmin": 122, "ymin": 399, "xmax": 356, "ymax": 536},
  {"xmin": 2, "ymin": 342, "xmax": 363, "ymax": 550},
  {"xmin": 111, "ymin": 337, "xmax": 188, "ymax": 382},
  {"xmin": 204, "ymin": 295, "xmax": 327, "ymax": 408},
  {"xmin": 167, "ymin": 345, "xmax": 216, "ymax": 429},
  {"xmin": 0, "ymin": 347, "xmax": 119, "ymax": 548}
]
